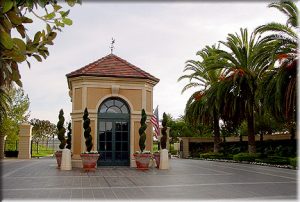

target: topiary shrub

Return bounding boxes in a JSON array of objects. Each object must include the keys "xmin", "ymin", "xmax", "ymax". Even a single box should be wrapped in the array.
[
  {"xmin": 233, "ymin": 153, "xmax": 260, "ymax": 162},
  {"xmin": 57, "ymin": 109, "xmax": 66, "ymax": 149},
  {"xmin": 138, "ymin": 109, "xmax": 147, "ymax": 153},
  {"xmin": 160, "ymin": 112, "xmax": 167, "ymax": 150},
  {"xmin": 83, "ymin": 108, "xmax": 93, "ymax": 152},
  {"xmin": 66, "ymin": 122, "xmax": 72, "ymax": 150}
]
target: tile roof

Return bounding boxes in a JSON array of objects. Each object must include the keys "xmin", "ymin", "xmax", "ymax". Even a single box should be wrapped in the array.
[{"xmin": 66, "ymin": 54, "xmax": 159, "ymax": 82}]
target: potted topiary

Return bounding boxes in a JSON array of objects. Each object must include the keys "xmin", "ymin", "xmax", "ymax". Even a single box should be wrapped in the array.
[
  {"xmin": 153, "ymin": 112, "xmax": 167, "ymax": 168},
  {"xmin": 80, "ymin": 107, "xmax": 99, "ymax": 171},
  {"xmin": 66, "ymin": 122, "xmax": 72, "ymax": 150},
  {"xmin": 153, "ymin": 113, "xmax": 168, "ymax": 168},
  {"xmin": 159, "ymin": 112, "xmax": 169, "ymax": 169},
  {"xmin": 55, "ymin": 109, "xmax": 66, "ymax": 168},
  {"xmin": 133, "ymin": 109, "xmax": 152, "ymax": 170}
]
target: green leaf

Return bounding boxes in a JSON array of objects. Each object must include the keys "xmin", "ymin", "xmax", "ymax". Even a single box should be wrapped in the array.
[
  {"xmin": 7, "ymin": 11, "xmax": 22, "ymax": 25},
  {"xmin": 60, "ymin": 10, "xmax": 70, "ymax": 18},
  {"xmin": 13, "ymin": 38, "xmax": 26, "ymax": 53},
  {"xmin": 62, "ymin": 18, "xmax": 73, "ymax": 26},
  {"xmin": 13, "ymin": 54, "xmax": 26, "ymax": 63},
  {"xmin": 33, "ymin": 31, "xmax": 41, "ymax": 44},
  {"xmin": 16, "ymin": 25, "xmax": 25, "ymax": 38},
  {"xmin": 0, "ymin": 30, "xmax": 14, "ymax": 49},
  {"xmin": 46, "ymin": 23, "xmax": 52, "ymax": 34},
  {"xmin": 48, "ymin": 32, "xmax": 57, "ymax": 40},
  {"xmin": 2, "ymin": 17, "xmax": 12, "ymax": 32},
  {"xmin": 12, "ymin": 69, "xmax": 22, "ymax": 86},
  {"xmin": 44, "ymin": 12, "xmax": 56, "ymax": 20},
  {"xmin": 66, "ymin": 0, "xmax": 76, "ymax": 7},
  {"xmin": 2, "ymin": 1, "xmax": 14, "ymax": 13},
  {"xmin": 21, "ymin": 17, "xmax": 33, "ymax": 23},
  {"xmin": 53, "ymin": 4, "xmax": 62, "ymax": 11},
  {"xmin": 33, "ymin": 54, "xmax": 42, "ymax": 62}
]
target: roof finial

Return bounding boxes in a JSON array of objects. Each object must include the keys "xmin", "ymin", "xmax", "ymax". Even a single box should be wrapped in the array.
[{"xmin": 110, "ymin": 38, "xmax": 115, "ymax": 54}]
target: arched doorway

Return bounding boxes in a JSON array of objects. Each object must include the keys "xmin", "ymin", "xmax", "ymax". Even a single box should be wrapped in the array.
[{"xmin": 98, "ymin": 97, "xmax": 130, "ymax": 166}]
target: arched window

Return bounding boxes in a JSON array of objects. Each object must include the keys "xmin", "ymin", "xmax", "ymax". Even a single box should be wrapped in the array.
[{"xmin": 99, "ymin": 98, "xmax": 129, "ymax": 114}]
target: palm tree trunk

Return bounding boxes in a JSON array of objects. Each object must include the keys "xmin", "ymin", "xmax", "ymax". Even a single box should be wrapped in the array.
[
  {"xmin": 213, "ymin": 109, "xmax": 221, "ymax": 153},
  {"xmin": 247, "ymin": 111, "xmax": 256, "ymax": 154}
]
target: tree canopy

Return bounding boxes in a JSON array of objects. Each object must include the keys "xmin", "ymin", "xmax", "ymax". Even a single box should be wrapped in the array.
[
  {"xmin": 0, "ymin": 85, "xmax": 30, "ymax": 142},
  {"xmin": 0, "ymin": 0, "xmax": 80, "ymax": 87},
  {"xmin": 30, "ymin": 118, "xmax": 57, "ymax": 143}
]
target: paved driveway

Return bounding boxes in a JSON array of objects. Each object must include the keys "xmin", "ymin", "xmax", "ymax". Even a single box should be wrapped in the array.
[{"xmin": 1, "ymin": 157, "xmax": 297, "ymax": 200}]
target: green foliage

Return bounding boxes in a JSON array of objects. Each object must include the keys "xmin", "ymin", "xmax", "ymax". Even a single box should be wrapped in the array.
[
  {"xmin": 289, "ymin": 157, "xmax": 297, "ymax": 168},
  {"xmin": 30, "ymin": 118, "xmax": 57, "ymax": 142},
  {"xmin": 83, "ymin": 108, "xmax": 93, "ymax": 152},
  {"xmin": 274, "ymin": 145, "xmax": 295, "ymax": 157},
  {"xmin": 66, "ymin": 122, "xmax": 72, "ymax": 149},
  {"xmin": 0, "ymin": 0, "xmax": 80, "ymax": 87},
  {"xmin": 138, "ymin": 109, "xmax": 147, "ymax": 152},
  {"xmin": 255, "ymin": 156, "xmax": 289, "ymax": 165},
  {"xmin": 0, "ymin": 86, "xmax": 30, "ymax": 144},
  {"xmin": 233, "ymin": 153, "xmax": 260, "ymax": 162},
  {"xmin": 56, "ymin": 109, "xmax": 66, "ymax": 149},
  {"xmin": 200, "ymin": 152, "xmax": 225, "ymax": 159}
]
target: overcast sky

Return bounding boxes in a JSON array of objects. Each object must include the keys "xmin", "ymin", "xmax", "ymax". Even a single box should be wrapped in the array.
[{"xmin": 19, "ymin": 1, "xmax": 291, "ymax": 124}]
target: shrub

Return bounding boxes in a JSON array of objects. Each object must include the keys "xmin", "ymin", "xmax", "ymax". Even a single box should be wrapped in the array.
[
  {"xmin": 200, "ymin": 152, "xmax": 232, "ymax": 160},
  {"xmin": 233, "ymin": 153, "xmax": 260, "ymax": 162},
  {"xmin": 255, "ymin": 156, "xmax": 289, "ymax": 165},
  {"xmin": 289, "ymin": 157, "xmax": 298, "ymax": 168}
]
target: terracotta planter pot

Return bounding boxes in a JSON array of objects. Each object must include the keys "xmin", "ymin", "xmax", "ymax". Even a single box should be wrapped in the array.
[
  {"xmin": 153, "ymin": 152, "xmax": 160, "ymax": 168},
  {"xmin": 55, "ymin": 151, "xmax": 62, "ymax": 168},
  {"xmin": 80, "ymin": 153, "xmax": 100, "ymax": 172},
  {"xmin": 134, "ymin": 153, "xmax": 153, "ymax": 170}
]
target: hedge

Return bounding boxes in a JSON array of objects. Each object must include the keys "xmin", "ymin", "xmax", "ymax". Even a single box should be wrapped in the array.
[
  {"xmin": 255, "ymin": 156, "xmax": 289, "ymax": 165},
  {"xmin": 200, "ymin": 152, "xmax": 233, "ymax": 160},
  {"xmin": 233, "ymin": 153, "xmax": 260, "ymax": 162},
  {"xmin": 289, "ymin": 157, "xmax": 298, "ymax": 168}
]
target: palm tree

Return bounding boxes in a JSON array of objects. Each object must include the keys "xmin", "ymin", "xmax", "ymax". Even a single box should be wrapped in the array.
[
  {"xmin": 255, "ymin": 1, "xmax": 298, "ymax": 140},
  {"xmin": 207, "ymin": 28, "xmax": 270, "ymax": 154},
  {"xmin": 178, "ymin": 45, "xmax": 223, "ymax": 153}
]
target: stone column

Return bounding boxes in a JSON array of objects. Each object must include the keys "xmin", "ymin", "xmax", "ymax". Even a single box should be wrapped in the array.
[
  {"xmin": 18, "ymin": 123, "xmax": 32, "ymax": 159},
  {"xmin": 182, "ymin": 137, "xmax": 189, "ymax": 158}
]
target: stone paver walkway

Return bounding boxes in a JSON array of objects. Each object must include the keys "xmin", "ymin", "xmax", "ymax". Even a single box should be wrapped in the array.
[{"xmin": 1, "ymin": 157, "xmax": 297, "ymax": 200}]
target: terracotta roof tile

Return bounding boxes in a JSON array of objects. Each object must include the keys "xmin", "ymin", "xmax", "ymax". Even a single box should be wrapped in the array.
[{"xmin": 66, "ymin": 54, "xmax": 159, "ymax": 82}]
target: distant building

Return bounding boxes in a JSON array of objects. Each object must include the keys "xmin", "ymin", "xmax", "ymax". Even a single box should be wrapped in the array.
[{"xmin": 66, "ymin": 54, "xmax": 159, "ymax": 167}]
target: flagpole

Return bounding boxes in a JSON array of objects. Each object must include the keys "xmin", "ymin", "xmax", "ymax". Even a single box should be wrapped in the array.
[{"xmin": 157, "ymin": 105, "xmax": 161, "ymax": 151}]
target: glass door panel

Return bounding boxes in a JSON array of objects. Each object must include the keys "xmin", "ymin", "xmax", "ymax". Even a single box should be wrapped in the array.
[{"xmin": 98, "ymin": 120, "xmax": 129, "ymax": 166}]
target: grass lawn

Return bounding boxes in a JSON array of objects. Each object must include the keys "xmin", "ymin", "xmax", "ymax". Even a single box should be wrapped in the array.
[{"xmin": 31, "ymin": 144, "xmax": 54, "ymax": 157}]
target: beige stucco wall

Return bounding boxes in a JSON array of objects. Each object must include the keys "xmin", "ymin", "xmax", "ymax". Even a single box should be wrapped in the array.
[
  {"xmin": 68, "ymin": 76, "xmax": 158, "ymax": 167},
  {"xmin": 119, "ymin": 89, "xmax": 142, "ymax": 111},
  {"xmin": 146, "ymin": 90, "xmax": 152, "ymax": 112},
  {"xmin": 73, "ymin": 120, "xmax": 82, "ymax": 159},
  {"xmin": 87, "ymin": 88, "xmax": 111, "ymax": 109},
  {"xmin": 74, "ymin": 88, "xmax": 82, "ymax": 110}
]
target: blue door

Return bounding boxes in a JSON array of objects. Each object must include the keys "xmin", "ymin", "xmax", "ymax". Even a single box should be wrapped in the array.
[{"xmin": 98, "ymin": 98, "xmax": 130, "ymax": 166}]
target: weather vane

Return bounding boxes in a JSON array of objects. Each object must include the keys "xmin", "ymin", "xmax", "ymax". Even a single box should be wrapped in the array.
[{"xmin": 110, "ymin": 38, "xmax": 115, "ymax": 54}]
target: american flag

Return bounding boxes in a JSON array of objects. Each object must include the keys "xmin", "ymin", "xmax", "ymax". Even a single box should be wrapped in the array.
[{"xmin": 150, "ymin": 106, "xmax": 160, "ymax": 139}]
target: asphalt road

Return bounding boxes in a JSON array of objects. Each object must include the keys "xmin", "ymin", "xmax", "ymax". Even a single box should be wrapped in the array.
[{"xmin": 1, "ymin": 157, "xmax": 297, "ymax": 200}]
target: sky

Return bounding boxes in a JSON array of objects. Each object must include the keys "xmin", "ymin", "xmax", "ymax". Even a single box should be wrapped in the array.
[{"xmin": 19, "ymin": 1, "xmax": 290, "ymax": 124}]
